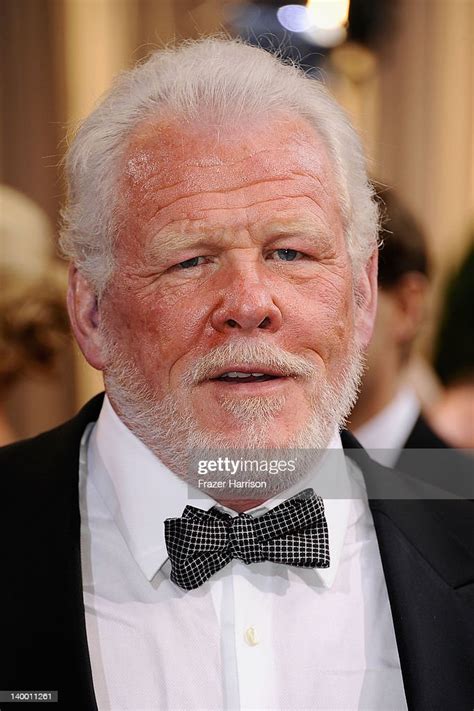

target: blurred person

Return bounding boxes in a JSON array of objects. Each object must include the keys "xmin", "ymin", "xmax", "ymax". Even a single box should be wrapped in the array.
[
  {"xmin": 1, "ymin": 185, "xmax": 53, "ymax": 272},
  {"xmin": 430, "ymin": 241, "xmax": 474, "ymax": 448},
  {"xmin": 0, "ymin": 186, "xmax": 69, "ymax": 444},
  {"xmin": 0, "ymin": 39, "xmax": 472, "ymax": 711},
  {"xmin": 350, "ymin": 186, "xmax": 454, "ymax": 464},
  {"xmin": 0, "ymin": 270, "xmax": 69, "ymax": 444}
]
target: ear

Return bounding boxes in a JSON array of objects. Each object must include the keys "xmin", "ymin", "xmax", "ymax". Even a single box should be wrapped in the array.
[
  {"xmin": 353, "ymin": 248, "xmax": 378, "ymax": 350},
  {"xmin": 391, "ymin": 272, "xmax": 429, "ymax": 345},
  {"xmin": 67, "ymin": 265, "xmax": 106, "ymax": 370}
]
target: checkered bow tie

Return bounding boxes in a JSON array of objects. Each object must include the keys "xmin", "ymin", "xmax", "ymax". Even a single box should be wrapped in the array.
[{"xmin": 164, "ymin": 488, "xmax": 330, "ymax": 590}]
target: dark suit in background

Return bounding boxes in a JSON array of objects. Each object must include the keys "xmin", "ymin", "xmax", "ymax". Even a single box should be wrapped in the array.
[
  {"xmin": 403, "ymin": 414, "xmax": 452, "ymax": 450},
  {"xmin": 396, "ymin": 415, "xmax": 473, "ymax": 501}
]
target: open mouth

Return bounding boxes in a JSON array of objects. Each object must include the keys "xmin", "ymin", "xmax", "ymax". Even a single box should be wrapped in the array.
[{"xmin": 213, "ymin": 371, "xmax": 281, "ymax": 383}]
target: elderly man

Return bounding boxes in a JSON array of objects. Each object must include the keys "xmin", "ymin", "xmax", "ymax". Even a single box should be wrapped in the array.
[
  {"xmin": 1, "ymin": 39, "xmax": 472, "ymax": 711},
  {"xmin": 349, "ymin": 187, "xmax": 474, "ymax": 500}
]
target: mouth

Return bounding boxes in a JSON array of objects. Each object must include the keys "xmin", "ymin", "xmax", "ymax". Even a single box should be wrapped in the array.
[
  {"xmin": 206, "ymin": 367, "xmax": 292, "ymax": 385},
  {"xmin": 214, "ymin": 372, "xmax": 280, "ymax": 383}
]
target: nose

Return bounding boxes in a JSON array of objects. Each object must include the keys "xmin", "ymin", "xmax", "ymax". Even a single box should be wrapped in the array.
[{"xmin": 210, "ymin": 262, "xmax": 283, "ymax": 335}]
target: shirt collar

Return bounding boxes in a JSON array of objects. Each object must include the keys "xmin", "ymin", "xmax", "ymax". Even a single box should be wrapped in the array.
[
  {"xmin": 87, "ymin": 395, "xmax": 353, "ymax": 589},
  {"xmin": 354, "ymin": 384, "xmax": 420, "ymax": 467}
]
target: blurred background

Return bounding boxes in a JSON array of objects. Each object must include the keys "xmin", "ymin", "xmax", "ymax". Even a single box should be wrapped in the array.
[{"xmin": 0, "ymin": 0, "xmax": 473, "ymax": 444}]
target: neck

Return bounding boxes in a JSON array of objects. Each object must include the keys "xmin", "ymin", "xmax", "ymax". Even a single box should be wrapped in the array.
[{"xmin": 350, "ymin": 368, "xmax": 406, "ymax": 431}]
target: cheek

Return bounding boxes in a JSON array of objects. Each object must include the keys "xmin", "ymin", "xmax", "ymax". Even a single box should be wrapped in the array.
[
  {"xmin": 106, "ymin": 284, "xmax": 213, "ymax": 373},
  {"xmin": 286, "ymin": 275, "xmax": 355, "ymax": 360}
]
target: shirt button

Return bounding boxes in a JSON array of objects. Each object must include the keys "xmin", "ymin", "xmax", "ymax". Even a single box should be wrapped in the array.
[{"xmin": 244, "ymin": 626, "xmax": 259, "ymax": 646}]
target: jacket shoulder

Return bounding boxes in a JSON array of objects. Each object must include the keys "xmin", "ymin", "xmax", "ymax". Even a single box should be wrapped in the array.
[{"xmin": 0, "ymin": 393, "xmax": 105, "ymax": 495}]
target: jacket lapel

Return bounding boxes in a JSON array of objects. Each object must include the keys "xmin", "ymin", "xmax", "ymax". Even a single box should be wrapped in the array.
[
  {"xmin": 63, "ymin": 395, "xmax": 105, "ymax": 711},
  {"xmin": 43, "ymin": 394, "xmax": 104, "ymax": 711},
  {"xmin": 341, "ymin": 430, "xmax": 474, "ymax": 711}
]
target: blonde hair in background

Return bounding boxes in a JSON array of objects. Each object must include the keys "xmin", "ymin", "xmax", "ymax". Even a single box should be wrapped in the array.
[{"xmin": 0, "ymin": 186, "xmax": 69, "ymax": 392}]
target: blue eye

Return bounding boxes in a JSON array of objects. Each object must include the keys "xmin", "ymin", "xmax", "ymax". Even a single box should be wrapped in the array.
[
  {"xmin": 178, "ymin": 256, "xmax": 203, "ymax": 269},
  {"xmin": 275, "ymin": 249, "xmax": 300, "ymax": 261}
]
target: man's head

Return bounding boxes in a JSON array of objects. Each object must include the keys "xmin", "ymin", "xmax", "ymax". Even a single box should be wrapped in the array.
[{"xmin": 63, "ymin": 38, "xmax": 379, "ymax": 487}]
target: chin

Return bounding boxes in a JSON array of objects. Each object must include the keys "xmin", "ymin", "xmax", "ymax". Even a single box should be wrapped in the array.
[
  {"xmin": 194, "ymin": 396, "xmax": 315, "ymax": 448},
  {"xmin": 199, "ymin": 427, "xmax": 293, "ymax": 451}
]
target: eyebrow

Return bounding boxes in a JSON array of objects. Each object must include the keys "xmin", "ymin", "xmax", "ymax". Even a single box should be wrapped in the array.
[
  {"xmin": 264, "ymin": 220, "xmax": 333, "ymax": 245},
  {"xmin": 143, "ymin": 219, "xmax": 334, "ymax": 261},
  {"xmin": 143, "ymin": 232, "xmax": 226, "ymax": 262}
]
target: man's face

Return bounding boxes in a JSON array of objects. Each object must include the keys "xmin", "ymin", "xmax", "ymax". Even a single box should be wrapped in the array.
[{"xmin": 84, "ymin": 115, "xmax": 373, "ymax": 474}]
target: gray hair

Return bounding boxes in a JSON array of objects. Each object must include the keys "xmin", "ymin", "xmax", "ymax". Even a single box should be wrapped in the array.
[{"xmin": 59, "ymin": 37, "xmax": 379, "ymax": 295}]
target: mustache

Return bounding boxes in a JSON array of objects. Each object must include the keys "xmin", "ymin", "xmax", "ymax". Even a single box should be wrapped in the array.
[{"xmin": 182, "ymin": 340, "xmax": 318, "ymax": 385}]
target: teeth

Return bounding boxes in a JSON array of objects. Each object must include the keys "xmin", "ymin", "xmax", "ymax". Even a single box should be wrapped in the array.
[{"xmin": 223, "ymin": 371, "xmax": 266, "ymax": 378}]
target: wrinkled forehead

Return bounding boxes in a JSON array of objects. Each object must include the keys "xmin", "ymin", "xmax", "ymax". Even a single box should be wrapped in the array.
[{"xmin": 119, "ymin": 112, "xmax": 340, "ymax": 201}]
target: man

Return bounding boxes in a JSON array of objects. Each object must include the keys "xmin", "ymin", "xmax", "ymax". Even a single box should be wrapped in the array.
[
  {"xmin": 431, "ymin": 242, "xmax": 474, "ymax": 448},
  {"xmin": 349, "ymin": 186, "xmax": 444, "ymax": 464},
  {"xmin": 1, "ymin": 39, "xmax": 473, "ymax": 711},
  {"xmin": 349, "ymin": 188, "xmax": 472, "ymax": 477}
]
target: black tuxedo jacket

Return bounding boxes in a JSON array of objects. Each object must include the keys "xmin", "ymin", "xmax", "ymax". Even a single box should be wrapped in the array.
[
  {"xmin": 1, "ymin": 394, "xmax": 473, "ymax": 711},
  {"xmin": 402, "ymin": 414, "xmax": 451, "ymax": 451}
]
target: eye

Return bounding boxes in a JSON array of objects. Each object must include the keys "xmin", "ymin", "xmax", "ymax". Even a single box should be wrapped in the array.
[
  {"xmin": 177, "ymin": 256, "xmax": 206, "ymax": 269},
  {"xmin": 270, "ymin": 248, "xmax": 304, "ymax": 262}
]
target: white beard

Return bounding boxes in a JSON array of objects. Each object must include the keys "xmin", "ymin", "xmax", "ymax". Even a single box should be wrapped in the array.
[{"xmin": 102, "ymin": 334, "xmax": 364, "ymax": 497}]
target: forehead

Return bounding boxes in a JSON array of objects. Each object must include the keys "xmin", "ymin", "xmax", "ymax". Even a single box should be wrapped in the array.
[{"xmin": 118, "ymin": 113, "xmax": 342, "ymax": 235}]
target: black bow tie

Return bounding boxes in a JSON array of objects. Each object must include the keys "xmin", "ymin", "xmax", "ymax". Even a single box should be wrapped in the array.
[{"xmin": 164, "ymin": 488, "xmax": 330, "ymax": 590}]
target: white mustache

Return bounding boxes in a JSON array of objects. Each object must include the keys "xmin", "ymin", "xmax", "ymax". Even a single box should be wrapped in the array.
[{"xmin": 183, "ymin": 341, "xmax": 317, "ymax": 385}]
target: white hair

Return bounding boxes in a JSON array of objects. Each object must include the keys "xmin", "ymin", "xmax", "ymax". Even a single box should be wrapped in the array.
[{"xmin": 59, "ymin": 36, "xmax": 379, "ymax": 295}]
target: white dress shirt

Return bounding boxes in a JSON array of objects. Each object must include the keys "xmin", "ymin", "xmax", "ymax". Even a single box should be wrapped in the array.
[
  {"xmin": 354, "ymin": 386, "xmax": 421, "ymax": 468},
  {"xmin": 79, "ymin": 395, "xmax": 407, "ymax": 710}
]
